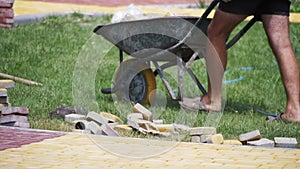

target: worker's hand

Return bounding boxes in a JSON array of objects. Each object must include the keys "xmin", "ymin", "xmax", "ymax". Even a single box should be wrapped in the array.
[{"xmin": 222, "ymin": 0, "xmax": 232, "ymax": 2}]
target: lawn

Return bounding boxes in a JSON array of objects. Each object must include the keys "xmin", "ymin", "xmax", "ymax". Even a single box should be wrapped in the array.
[{"xmin": 0, "ymin": 13, "xmax": 300, "ymax": 144}]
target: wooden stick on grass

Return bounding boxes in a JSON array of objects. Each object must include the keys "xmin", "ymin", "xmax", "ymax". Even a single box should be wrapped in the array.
[{"xmin": 0, "ymin": 73, "xmax": 43, "ymax": 86}]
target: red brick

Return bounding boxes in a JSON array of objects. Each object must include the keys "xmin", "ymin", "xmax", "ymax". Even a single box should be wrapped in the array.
[
  {"xmin": 0, "ymin": 8, "xmax": 13, "ymax": 18},
  {"xmin": 1, "ymin": 107, "xmax": 29, "ymax": 115},
  {"xmin": 0, "ymin": 114, "xmax": 28, "ymax": 124},
  {"xmin": 0, "ymin": 0, "xmax": 14, "ymax": 8},
  {"xmin": 0, "ymin": 3, "xmax": 13, "ymax": 8},
  {"xmin": 0, "ymin": 0, "xmax": 15, "ymax": 3},
  {"xmin": 0, "ymin": 17, "xmax": 13, "ymax": 23},
  {"xmin": 13, "ymin": 121, "xmax": 30, "ymax": 128},
  {"xmin": 0, "ymin": 22, "xmax": 13, "ymax": 28}
]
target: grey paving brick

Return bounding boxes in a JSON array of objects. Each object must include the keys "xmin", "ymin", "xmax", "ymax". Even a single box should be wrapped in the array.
[
  {"xmin": 101, "ymin": 122, "xmax": 120, "ymax": 137},
  {"xmin": 247, "ymin": 138, "xmax": 275, "ymax": 147},
  {"xmin": 0, "ymin": 80, "xmax": 14, "ymax": 89},
  {"xmin": 133, "ymin": 103, "xmax": 153, "ymax": 121},
  {"xmin": 189, "ymin": 127, "xmax": 216, "ymax": 136},
  {"xmin": 274, "ymin": 137, "xmax": 298, "ymax": 148},
  {"xmin": 65, "ymin": 114, "xmax": 86, "ymax": 123},
  {"xmin": 0, "ymin": 88, "xmax": 7, "ymax": 97},
  {"xmin": 0, "ymin": 114, "xmax": 28, "ymax": 124},
  {"xmin": 238, "ymin": 130, "xmax": 261, "ymax": 142},
  {"xmin": 1, "ymin": 107, "xmax": 29, "ymax": 115},
  {"xmin": 86, "ymin": 121, "xmax": 102, "ymax": 135},
  {"xmin": 86, "ymin": 111, "xmax": 107, "ymax": 125}
]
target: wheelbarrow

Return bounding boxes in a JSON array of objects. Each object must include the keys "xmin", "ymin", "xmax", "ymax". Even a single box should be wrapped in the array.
[{"xmin": 93, "ymin": 0, "xmax": 259, "ymax": 105}]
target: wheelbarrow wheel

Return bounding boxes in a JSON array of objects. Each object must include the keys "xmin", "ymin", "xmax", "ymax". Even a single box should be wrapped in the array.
[{"xmin": 114, "ymin": 59, "xmax": 156, "ymax": 105}]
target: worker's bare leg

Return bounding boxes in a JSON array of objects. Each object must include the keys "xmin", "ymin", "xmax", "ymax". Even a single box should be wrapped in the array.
[
  {"xmin": 262, "ymin": 14, "xmax": 300, "ymax": 122},
  {"xmin": 204, "ymin": 9, "xmax": 247, "ymax": 111}
]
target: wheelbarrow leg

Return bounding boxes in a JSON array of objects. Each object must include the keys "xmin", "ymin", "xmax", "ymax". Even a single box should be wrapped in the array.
[
  {"xmin": 152, "ymin": 61, "xmax": 178, "ymax": 100},
  {"xmin": 177, "ymin": 55, "xmax": 184, "ymax": 101},
  {"xmin": 101, "ymin": 49, "xmax": 124, "ymax": 94}
]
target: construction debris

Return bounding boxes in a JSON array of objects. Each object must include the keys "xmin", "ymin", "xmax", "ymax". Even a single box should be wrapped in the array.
[
  {"xmin": 60, "ymin": 102, "xmax": 298, "ymax": 148},
  {"xmin": 0, "ymin": 80, "xmax": 30, "ymax": 128}
]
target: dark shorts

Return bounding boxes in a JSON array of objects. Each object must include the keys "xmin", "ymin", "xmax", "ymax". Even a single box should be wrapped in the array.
[{"xmin": 219, "ymin": 0, "xmax": 291, "ymax": 16}]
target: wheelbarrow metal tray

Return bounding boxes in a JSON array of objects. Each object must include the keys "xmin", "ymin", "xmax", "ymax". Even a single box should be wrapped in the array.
[{"xmin": 93, "ymin": 16, "xmax": 211, "ymax": 61}]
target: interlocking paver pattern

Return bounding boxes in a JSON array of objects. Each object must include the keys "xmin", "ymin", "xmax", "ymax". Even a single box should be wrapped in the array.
[
  {"xmin": 0, "ymin": 126, "xmax": 299, "ymax": 168},
  {"xmin": 0, "ymin": 127, "xmax": 65, "ymax": 150}
]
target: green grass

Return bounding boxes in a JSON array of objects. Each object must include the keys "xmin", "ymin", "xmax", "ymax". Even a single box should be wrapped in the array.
[{"xmin": 0, "ymin": 14, "xmax": 300, "ymax": 144}]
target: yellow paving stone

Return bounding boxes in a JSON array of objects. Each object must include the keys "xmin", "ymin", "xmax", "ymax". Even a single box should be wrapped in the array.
[{"xmin": 1, "ymin": 132, "xmax": 300, "ymax": 168}]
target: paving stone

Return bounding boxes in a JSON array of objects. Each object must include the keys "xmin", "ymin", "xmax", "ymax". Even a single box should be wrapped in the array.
[
  {"xmin": 85, "ymin": 121, "xmax": 102, "ymax": 135},
  {"xmin": 73, "ymin": 120, "xmax": 90, "ymax": 130},
  {"xmin": 156, "ymin": 124, "xmax": 175, "ymax": 133},
  {"xmin": 1, "ymin": 107, "xmax": 29, "ymax": 115},
  {"xmin": 208, "ymin": 134, "xmax": 224, "ymax": 144},
  {"xmin": 0, "ymin": 96, "xmax": 9, "ymax": 104},
  {"xmin": 0, "ymin": 80, "xmax": 14, "ymax": 89},
  {"xmin": 189, "ymin": 127, "xmax": 216, "ymax": 136},
  {"xmin": 158, "ymin": 132, "xmax": 172, "ymax": 137},
  {"xmin": 222, "ymin": 140, "xmax": 243, "ymax": 145},
  {"xmin": 0, "ymin": 2, "xmax": 13, "ymax": 8},
  {"xmin": 173, "ymin": 124, "xmax": 190, "ymax": 133},
  {"xmin": 238, "ymin": 130, "xmax": 261, "ymax": 142},
  {"xmin": 0, "ymin": 22, "xmax": 13, "ymax": 28},
  {"xmin": 0, "ymin": 114, "xmax": 28, "ymax": 124},
  {"xmin": 0, "ymin": 121, "xmax": 30, "ymax": 128},
  {"xmin": 200, "ymin": 134, "xmax": 213, "ymax": 143},
  {"xmin": 86, "ymin": 111, "xmax": 107, "ymax": 125},
  {"xmin": 127, "ymin": 118, "xmax": 159, "ymax": 134},
  {"xmin": 133, "ymin": 103, "xmax": 153, "ymax": 121},
  {"xmin": 11, "ymin": 121, "xmax": 30, "ymax": 128},
  {"xmin": 0, "ymin": 88, "xmax": 7, "ymax": 97},
  {"xmin": 127, "ymin": 113, "xmax": 143, "ymax": 120},
  {"xmin": 0, "ymin": 18, "xmax": 13, "ymax": 23},
  {"xmin": 127, "ymin": 118, "xmax": 140, "ymax": 130},
  {"xmin": 247, "ymin": 138, "xmax": 275, "ymax": 147},
  {"xmin": 100, "ymin": 112, "xmax": 123, "ymax": 124},
  {"xmin": 101, "ymin": 122, "xmax": 120, "ymax": 137},
  {"xmin": 138, "ymin": 127, "xmax": 159, "ymax": 135},
  {"xmin": 0, "ymin": 103, "xmax": 10, "ymax": 111},
  {"xmin": 0, "ymin": 8, "xmax": 13, "ymax": 18},
  {"xmin": 191, "ymin": 135, "xmax": 201, "ymax": 143},
  {"xmin": 274, "ymin": 137, "xmax": 298, "ymax": 148},
  {"xmin": 64, "ymin": 114, "xmax": 86, "ymax": 123},
  {"xmin": 153, "ymin": 119, "xmax": 164, "ymax": 125},
  {"xmin": 114, "ymin": 125, "xmax": 133, "ymax": 133}
]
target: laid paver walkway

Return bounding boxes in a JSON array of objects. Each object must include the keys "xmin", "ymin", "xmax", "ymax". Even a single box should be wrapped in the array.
[{"xmin": 0, "ymin": 126, "xmax": 299, "ymax": 168}]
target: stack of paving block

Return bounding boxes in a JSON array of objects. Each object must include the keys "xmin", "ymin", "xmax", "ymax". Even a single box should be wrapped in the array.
[
  {"xmin": 189, "ymin": 127, "xmax": 242, "ymax": 145},
  {"xmin": 0, "ymin": 80, "xmax": 30, "ymax": 128},
  {"xmin": 239, "ymin": 130, "xmax": 298, "ymax": 148},
  {"xmin": 0, "ymin": 0, "xmax": 14, "ymax": 29},
  {"xmin": 67, "ymin": 103, "xmax": 190, "ymax": 137}
]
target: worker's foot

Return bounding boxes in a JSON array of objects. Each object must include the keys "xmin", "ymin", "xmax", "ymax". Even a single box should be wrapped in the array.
[
  {"xmin": 280, "ymin": 112, "xmax": 300, "ymax": 123},
  {"xmin": 267, "ymin": 110, "xmax": 300, "ymax": 123},
  {"xmin": 179, "ymin": 96, "xmax": 222, "ymax": 112}
]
